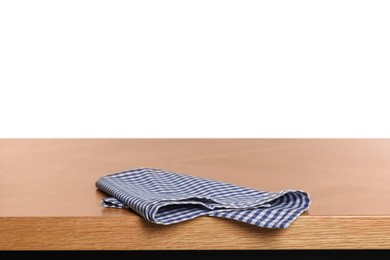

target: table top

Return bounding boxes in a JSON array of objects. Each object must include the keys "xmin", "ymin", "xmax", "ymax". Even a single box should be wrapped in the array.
[{"xmin": 1, "ymin": 138, "xmax": 390, "ymax": 249}]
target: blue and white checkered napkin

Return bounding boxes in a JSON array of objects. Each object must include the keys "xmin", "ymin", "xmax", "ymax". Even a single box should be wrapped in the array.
[{"xmin": 95, "ymin": 167, "xmax": 310, "ymax": 228}]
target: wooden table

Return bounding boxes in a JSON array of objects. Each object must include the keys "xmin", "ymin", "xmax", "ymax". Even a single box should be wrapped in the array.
[{"xmin": 1, "ymin": 139, "xmax": 390, "ymax": 250}]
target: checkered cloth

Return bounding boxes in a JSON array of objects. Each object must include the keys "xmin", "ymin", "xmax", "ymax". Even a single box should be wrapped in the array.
[{"xmin": 95, "ymin": 167, "xmax": 310, "ymax": 228}]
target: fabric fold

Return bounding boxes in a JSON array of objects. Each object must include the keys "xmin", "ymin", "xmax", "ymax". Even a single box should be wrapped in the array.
[{"xmin": 96, "ymin": 167, "xmax": 310, "ymax": 228}]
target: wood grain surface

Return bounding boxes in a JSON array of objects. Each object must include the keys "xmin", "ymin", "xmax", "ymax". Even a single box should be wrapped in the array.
[{"xmin": 1, "ymin": 139, "xmax": 390, "ymax": 249}]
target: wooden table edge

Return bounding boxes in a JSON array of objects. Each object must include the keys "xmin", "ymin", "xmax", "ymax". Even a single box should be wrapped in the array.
[{"xmin": 1, "ymin": 215, "xmax": 389, "ymax": 250}]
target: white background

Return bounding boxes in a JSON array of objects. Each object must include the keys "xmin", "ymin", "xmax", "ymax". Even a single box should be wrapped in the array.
[{"xmin": 1, "ymin": 1, "xmax": 389, "ymax": 137}]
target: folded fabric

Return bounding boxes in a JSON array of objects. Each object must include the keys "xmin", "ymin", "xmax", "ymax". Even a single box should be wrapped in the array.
[{"xmin": 95, "ymin": 167, "xmax": 310, "ymax": 228}]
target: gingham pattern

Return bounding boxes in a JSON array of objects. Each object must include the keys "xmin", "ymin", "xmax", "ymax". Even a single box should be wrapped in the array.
[{"xmin": 95, "ymin": 167, "xmax": 310, "ymax": 228}]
